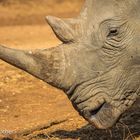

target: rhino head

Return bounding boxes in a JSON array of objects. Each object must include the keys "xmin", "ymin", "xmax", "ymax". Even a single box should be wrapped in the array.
[{"xmin": 0, "ymin": 0, "xmax": 140, "ymax": 129}]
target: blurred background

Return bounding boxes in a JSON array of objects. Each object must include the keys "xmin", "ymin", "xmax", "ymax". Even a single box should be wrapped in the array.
[
  {"xmin": 0, "ymin": 0, "xmax": 84, "ymax": 48},
  {"xmin": 0, "ymin": 0, "xmax": 83, "ymax": 26}
]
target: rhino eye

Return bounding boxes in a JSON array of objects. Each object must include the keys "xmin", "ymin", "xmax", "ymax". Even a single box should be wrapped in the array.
[{"xmin": 107, "ymin": 27, "xmax": 119, "ymax": 37}]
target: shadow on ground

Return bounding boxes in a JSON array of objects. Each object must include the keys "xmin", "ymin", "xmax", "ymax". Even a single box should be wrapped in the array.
[
  {"xmin": 1, "ymin": 112, "xmax": 140, "ymax": 140},
  {"xmin": 31, "ymin": 99, "xmax": 140, "ymax": 140},
  {"xmin": 39, "ymin": 110, "xmax": 140, "ymax": 140},
  {"xmin": 7, "ymin": 98, "xmax": 138, "ymax": 140},
  {"xmin": 49, "ymin": 123, "xmax": 139, "ymax": 140}
]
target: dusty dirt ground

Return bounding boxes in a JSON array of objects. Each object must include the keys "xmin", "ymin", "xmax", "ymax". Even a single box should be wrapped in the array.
[{"xmin": 0, "ymin": 1, "xmax": 139, "ymax": 140}]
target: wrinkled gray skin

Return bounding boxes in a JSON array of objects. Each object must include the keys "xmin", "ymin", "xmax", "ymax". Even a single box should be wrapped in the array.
[{"xmin": 0, "ymin": 0, "xmax": 140, "ymax": 129}]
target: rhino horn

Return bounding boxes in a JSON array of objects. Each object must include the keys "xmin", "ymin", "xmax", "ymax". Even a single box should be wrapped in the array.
[
  {"xmin": 0, "ymin": 0, "xmax": 94, "ymax": 90},
  {"xmin": 0, "ymin": 0, "xmax": 93, "ymax": 90},
  {"xmin": 0, "ymin": 45, "xmax": 66, "ymax": 89}
]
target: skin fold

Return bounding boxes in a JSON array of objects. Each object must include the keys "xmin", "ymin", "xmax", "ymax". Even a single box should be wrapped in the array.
[{"xmin": 0, "ymin": 0, "xmax": 140, "ymax": 129}]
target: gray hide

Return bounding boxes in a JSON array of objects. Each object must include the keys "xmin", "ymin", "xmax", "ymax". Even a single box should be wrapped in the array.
[{"xmin": 0, "ymin": 0, "xmax": 140, "ymax": 129}]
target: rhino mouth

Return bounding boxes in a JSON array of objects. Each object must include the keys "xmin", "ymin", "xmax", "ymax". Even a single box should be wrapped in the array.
[
  {"xmin": 82, "ymin": 103, "xmax": 122, "ymax": 129},
  {"xmin": 89, "ymin": 103, "xmax": 105, "ymax": 116},
  {"xmin": 86, "ymin": 103, "xmax": 122, "ymax": 129}
]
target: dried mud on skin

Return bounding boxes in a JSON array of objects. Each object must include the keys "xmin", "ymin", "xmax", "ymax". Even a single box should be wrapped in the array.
[{"xmin": 0, "ymin": 1, "xmax": 139, "ymax": 140}]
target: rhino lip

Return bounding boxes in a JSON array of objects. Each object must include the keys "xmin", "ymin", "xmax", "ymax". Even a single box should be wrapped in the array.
[
  {"xmin": 89, "ymin": 103, "xmax": 105, "ymax": 116},
  {"xmin": 87, "ymin": 103, "xmax": 122, "ymax": 129},
  {"xmin": 85, "ymin": 103, "xmax": 107, "ymax": 129}
]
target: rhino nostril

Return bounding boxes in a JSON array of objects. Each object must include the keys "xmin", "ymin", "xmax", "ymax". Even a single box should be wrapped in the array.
[{"xmin": 89, "ymin": 103, "xmax": 105, "ymax": 116}]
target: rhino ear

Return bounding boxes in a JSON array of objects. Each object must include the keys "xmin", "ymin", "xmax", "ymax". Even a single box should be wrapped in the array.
[{"xmin": 46, "ymin": 16, "xmax": 77, "ymax": 43}]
